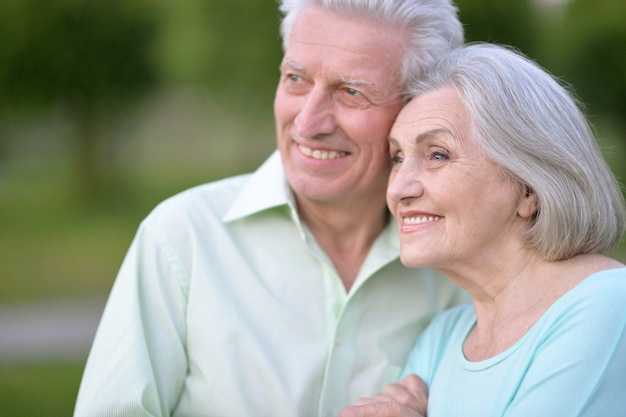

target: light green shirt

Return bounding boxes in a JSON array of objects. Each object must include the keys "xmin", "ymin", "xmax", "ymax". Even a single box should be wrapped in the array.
[{"xmin": 74, "ymin": 151, "xmax": 465, "ymax": 417}]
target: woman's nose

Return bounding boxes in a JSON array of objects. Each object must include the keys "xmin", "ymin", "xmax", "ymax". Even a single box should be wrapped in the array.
[{"xmin": 387, "ymin": 160, "xmax": 425, "ymax": 204}]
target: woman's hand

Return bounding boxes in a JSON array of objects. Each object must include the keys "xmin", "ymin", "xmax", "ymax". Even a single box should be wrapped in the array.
[{"xmin": 338, "ymin": 374, "xmax": 428, "ymax": 417}]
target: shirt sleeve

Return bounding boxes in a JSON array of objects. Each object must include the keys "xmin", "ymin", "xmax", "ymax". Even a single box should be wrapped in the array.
[{"xmin": 74, "ymin": 222, "xmax": 189, "ymax": 417}]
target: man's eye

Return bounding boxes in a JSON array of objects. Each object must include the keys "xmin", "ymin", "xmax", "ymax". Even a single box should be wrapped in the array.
[
  {"xmin": 282, "ymin": 73, "xmax": 310, "ymax": 95},
  {"xmin": 338, "ymin": 87, "xmax": 371, "ymax": 108},
  {"xmin": 389, "ymin": 155, "xmax": 403, "ymax": 164}
]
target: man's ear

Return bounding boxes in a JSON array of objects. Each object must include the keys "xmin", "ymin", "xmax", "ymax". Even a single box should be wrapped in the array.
[{"xmin": 518, "ymin": 186, "xmax": 538, "ymax": 219}]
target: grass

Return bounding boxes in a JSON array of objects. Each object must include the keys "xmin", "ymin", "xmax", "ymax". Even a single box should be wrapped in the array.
[
  {"xmin": 0, "ymin": 363, "xmax": 84, "ymax": 417},
  {"xmin": 0, "ymin": 164, "xmax": 141, "ymax": 302}
]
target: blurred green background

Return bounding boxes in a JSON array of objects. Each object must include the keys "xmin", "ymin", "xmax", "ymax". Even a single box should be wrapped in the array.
[{"xmin": 0, "ymin": 0, "xmax": 624, "ymax": 415}]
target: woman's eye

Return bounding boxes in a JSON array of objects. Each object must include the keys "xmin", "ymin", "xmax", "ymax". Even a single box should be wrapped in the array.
[{"xmin": 430, "ymin": 150, "xmax": 449, "ymax": 161}]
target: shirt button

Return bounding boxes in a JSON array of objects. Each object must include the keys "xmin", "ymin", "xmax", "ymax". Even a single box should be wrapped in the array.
[{"xmin": 335, "ymin": 336, "xmax": 343, "ymax": 346}]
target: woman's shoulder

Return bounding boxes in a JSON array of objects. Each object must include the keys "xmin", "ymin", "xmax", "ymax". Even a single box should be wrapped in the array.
[
  {"xmin": 548, "ymin": 264, "xmax": 626, "ymax": 325},
  {"xmin": 580, "ymin": 265, "xmax": 626, "ymax": 302},
  {"xmin": 554, "ymin": 255, "xmax": 626, "ymax": 303},
  {"xmin": 582, "ymin": 263, "xmax": 626, "ymax": 289}
]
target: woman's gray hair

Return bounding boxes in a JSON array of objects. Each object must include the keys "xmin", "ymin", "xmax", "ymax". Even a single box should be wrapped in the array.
[
  {"xmin": 409, "ymin": 43, "xmax": 625, "ymax": 260},
  {"xmin": 277, "ymin": 0, "xmax": 463, "ymax": 97}
]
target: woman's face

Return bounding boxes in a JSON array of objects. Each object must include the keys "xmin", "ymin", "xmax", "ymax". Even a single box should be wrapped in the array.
[{"xmin": 387, "ymin": 87, "xmax": 531, "ymax": 273}]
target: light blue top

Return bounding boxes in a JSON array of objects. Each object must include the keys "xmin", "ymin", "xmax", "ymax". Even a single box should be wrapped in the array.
[
  {"xmin": 74, "ymin": 151, "xmax": 466, "ymax": 417},
  {"xmin": 402, "ymin": 267, "xmax": 626, "ymax": 417}
]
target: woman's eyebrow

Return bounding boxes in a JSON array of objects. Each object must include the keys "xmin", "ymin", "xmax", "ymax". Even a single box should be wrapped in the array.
[{"xmin": 415, "ymin": 128, "xmax": 451, "ymax": 143}]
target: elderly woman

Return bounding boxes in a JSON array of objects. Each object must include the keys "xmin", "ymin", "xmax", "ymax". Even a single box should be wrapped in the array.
[{"xmin": 342, "ymin": 43, "xmax": 626, "ymax": 417}]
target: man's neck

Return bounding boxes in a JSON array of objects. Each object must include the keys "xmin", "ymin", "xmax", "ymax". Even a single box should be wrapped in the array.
[{"xmin": 297, "ymin": 196, "xmax": 389, "ymax": 291}]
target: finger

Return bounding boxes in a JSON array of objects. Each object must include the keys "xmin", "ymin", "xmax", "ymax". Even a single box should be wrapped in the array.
[
  {"xmin": 339, "ymin": 401, "xmax": 424, "ymax": 417},
  {"xmin": 398, "ymin": 374, "xmax": 428, "ymax": 393},
  {"xmin": 380, "ymin": 375, "xmax": 428, "ymax": 414},
  {"xmin": 401, "ymin": 374, "xmax": 428, "ymax": 411},
  {"xmin": 354, "ymin": 395, "xmax": 393, "ymax": 406}
]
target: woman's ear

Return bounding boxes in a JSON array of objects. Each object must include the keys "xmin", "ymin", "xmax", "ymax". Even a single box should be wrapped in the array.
[{"xmin": 517, "ymin": 186, "xmax": 538, "ymax": 219}]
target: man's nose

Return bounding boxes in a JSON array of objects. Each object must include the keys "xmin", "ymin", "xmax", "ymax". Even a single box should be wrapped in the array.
[{"xmin": 294, "ymin": 87, "xmax": 336, "ymax": 138}]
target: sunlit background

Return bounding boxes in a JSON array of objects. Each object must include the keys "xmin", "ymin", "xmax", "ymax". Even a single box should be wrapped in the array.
[{"xmin": 0, "ymin": 0, "xmax": 624, "ymax": 415}]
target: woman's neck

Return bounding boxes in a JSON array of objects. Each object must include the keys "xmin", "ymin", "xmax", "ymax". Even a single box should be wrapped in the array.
[{"xmin": 464, "ymin": 254, "xmax": 622, "ymax": 361}]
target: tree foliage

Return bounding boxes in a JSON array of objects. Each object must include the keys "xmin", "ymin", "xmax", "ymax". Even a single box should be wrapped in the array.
[
  {"xmin": 150, "ymin": 0, "xmax": 282, "ymax": 102},
  {"xmin": 0, "ymin": 0, "xmax": 158, "ymax": 201},
  {"xmin": 557, "ymin": 0, "xmax": 626, "ymax": 125},
  {"xmin": 0, "ymin": 0, "xmax": 156, "ymax": 110},
  {"xmin": 456, "ymin": 0, "xmax": 537, "ymax": 56}
]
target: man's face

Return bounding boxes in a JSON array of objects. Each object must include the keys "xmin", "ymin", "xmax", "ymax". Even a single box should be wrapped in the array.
[{"xmin": 274, "ymin": 6, "xmax": 407, "ymax": 207}]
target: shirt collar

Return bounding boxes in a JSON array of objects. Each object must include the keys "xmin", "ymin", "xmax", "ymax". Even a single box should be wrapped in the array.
[
  {"xmin": 222, "ymin": 149, "xmax": 401, "ymax": 262},
  {"xmin": 223, "ymin": 150, "xmax": 296, "ymax": 222}
]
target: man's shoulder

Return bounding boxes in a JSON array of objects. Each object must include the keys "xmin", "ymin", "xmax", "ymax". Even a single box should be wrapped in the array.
[
  {"xmin": 147, "ymin": 172, "xmax": 254, "ymax": 224},
  {"xmin": 180, "ymin": 173, "xmax": 253, "ymax": 205}
]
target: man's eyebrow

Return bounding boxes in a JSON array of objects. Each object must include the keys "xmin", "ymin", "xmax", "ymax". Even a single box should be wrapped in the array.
[
  {"xmin": 282, "ymin": 60, "xmax": 306, "ymax": 73},
  {"xmin": 337, "ymin": 76, "xmax": 379, "ymax": 93},
  {"xmin": 281, "ymin": 60, "xmax": 383, "ymax": 96}
]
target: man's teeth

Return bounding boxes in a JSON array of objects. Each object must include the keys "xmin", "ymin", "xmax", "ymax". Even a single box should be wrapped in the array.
[
  {"xmin": 403, "ymin": 216, "xmax": 442, "ymax": 224},
  {"xmin": 299, "ymin": 145, "xmax": 346, "ymax": 160}
]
